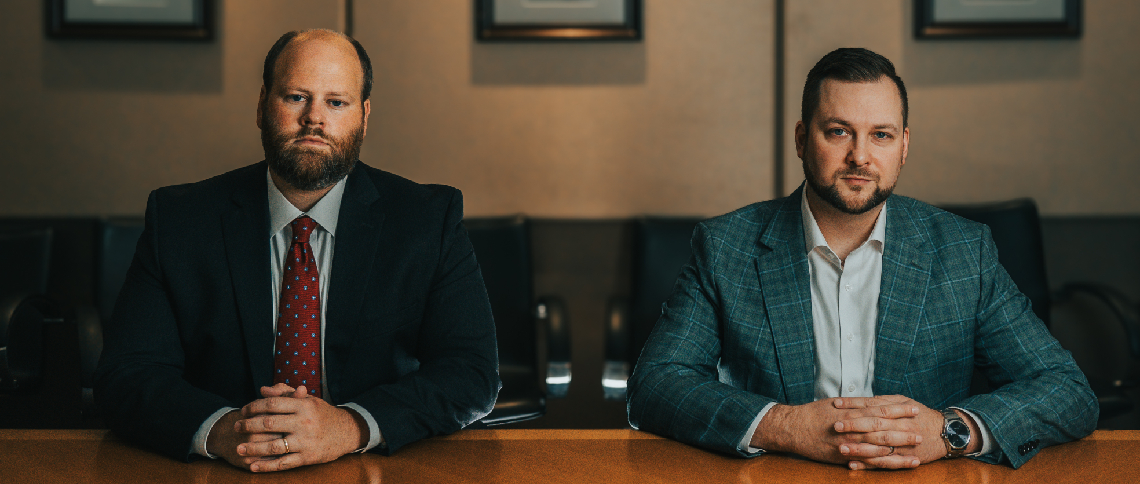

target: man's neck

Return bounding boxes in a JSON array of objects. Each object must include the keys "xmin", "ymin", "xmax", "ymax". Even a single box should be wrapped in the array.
[
  {"xmin": 270, "ymin": 170, "xmax": 335, "ymax": 213},
  {"xmin": 804, "ymin": 186, "xmax": 884, "ymax": 262}
]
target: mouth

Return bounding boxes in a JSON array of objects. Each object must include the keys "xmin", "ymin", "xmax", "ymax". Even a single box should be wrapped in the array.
[
  {"xmin": 294, "ymin": 136, "xmax": 329, "ymax": 147},
  {"xmin": 840, "ymin": 176, "xmax": 874, "ymax": 185}
]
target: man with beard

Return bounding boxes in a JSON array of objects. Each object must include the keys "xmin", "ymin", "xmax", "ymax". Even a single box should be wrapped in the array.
[
  {"xmin": 626, "ymin": 48, "xmax": 1096, "ymax": 470},
  {"xmin": 95, "ymin": 29, "xmax": 500, "ymax": 473}
]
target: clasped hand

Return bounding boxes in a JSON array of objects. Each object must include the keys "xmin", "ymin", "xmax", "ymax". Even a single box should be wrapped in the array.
[
  {"xmin": 206, "ymin": 383, "xmax": 366, "ymax": 472},
  {"xmin": 755, "ymin": 394, "xmax": 947, "ymax": 470}
]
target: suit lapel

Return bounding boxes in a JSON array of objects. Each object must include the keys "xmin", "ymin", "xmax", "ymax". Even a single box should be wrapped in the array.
[
  {"xmin": 221, "ymin": 163, "xmax": 274, "ymax": 390},
  {"xmin": 324, "ymin": 165, "xmax": 385, "ymax": 401},
  {"xmin": 873, "ymin": 198, "xmax": 933, "ymax": 396},
  {"xmin": 756, "ymin": 187, "xmax": 817, "ymax": 405}
]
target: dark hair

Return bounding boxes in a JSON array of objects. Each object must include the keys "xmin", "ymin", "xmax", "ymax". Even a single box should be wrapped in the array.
[
  {"xmin": 801, "ymin": 48, "xmax": 907, "ymax": 128},
  {"xmin": 262, "ymin": 29, "xmax": 373, "ymax": 101}
]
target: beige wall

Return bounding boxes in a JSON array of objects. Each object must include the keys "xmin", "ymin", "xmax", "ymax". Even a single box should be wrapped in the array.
[
  {"xmin": 1, "ymin": 1, "xmax": 1137, "ymax": 216},
  {"xmin": 352, "ymin": 0, "xmax": 775, "ymax": 217},
  {"xmin": 0, "ymin": 0, "xmax": 775, "ymax": 218},
  {"xmin": 782, "ymin": 0, "xmax": 1140, "ymax": 215},
  {"xmin": 0, "ymin": 0, "xmax": 345, "ymax": 215}
]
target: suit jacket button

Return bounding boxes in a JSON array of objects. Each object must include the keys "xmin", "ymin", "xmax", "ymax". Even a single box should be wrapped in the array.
[{"xmin": 1018, "ymin": 445, "xmax": 1028, "ymax": 455}]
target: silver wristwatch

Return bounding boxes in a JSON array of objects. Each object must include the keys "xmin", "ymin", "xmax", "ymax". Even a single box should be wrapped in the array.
[{"xmin": 940, "ymin": 408, "xmax": 971, "ymax": 458}]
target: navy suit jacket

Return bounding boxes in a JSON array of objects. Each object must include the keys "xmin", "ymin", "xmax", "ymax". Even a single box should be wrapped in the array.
[
  {"xmin": 627, "ymin": 187, "xmax": 1097, "ymax": 468},
  {"xmin": 95, "ymin": 161, "xmax": 500, "ymax": 461}
]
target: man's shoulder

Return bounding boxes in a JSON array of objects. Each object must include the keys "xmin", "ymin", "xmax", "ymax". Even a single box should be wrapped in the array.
[
  {"xmin": 352, "ymin": 162, "xmax": 460, "ymax": 206},
  {"xmin": 887, "ymin": 194, "xmax": 990, "ymax": 249},
  {"xmin": 151, "ymin": 162, "xmax": 265, "ymax": 210},
  {"xmin": 701, "ymin": 195, "xmax": 793, "ymax": 237},
  {"xmin": 689, "ymin": 195, "xmax": 795, "ymax": 259}
]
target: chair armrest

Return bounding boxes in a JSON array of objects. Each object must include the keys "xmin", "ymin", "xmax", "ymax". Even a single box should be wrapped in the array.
[
  {"xmin": 1, "ymin": 293, "xmax": 59, "ymax": 393},
  {"xmin": 537, "ymin": 296, "xmax": 571, "ymax": 398},
  {"xmin": 602, "ymin": 297, "xmax": 630, "ymax": 400},
  {"xmin": 1055, "ymin": 282, "xmax": 1140, "ymax": 361}
]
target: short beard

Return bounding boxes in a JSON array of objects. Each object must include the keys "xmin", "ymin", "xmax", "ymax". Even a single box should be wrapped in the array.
[
  {"xmin": 262, "ymin": 116, "xmax": 363, "ymax": 192},
  {"xmin": 803, "ymin": 163, "xmax": 894, "ymax": 215}
]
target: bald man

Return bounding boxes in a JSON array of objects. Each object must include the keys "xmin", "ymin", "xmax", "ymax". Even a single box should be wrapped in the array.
[{"xmin": 95, "ymin": 30, "xmax": 500, "ymax": 472}]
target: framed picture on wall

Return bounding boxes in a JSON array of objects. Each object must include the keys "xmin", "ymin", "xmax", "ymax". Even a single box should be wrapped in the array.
[
  {"xmin": 47, "ymin": 0, "xmax": 214, "ymax": 40},
  {"xmin": 476, "ymin": 0, "xmax": 641, "ymax": 41},
  {"xmin": 915, "ymin": 0, "xmax": 1080, "ymax": 38}
]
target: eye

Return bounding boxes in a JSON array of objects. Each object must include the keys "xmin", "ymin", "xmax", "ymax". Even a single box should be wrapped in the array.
[
  {"xmin": 287, "ymin": 94, "xmax": 305, "ymax": 102},
  {"xmin": 328, "ymin": 99, "xmax": 346, "ymax": 108},
  {"xmin": 829, "ymin": 128, "xmax": 847, "ymax": 136},
  {"xmin": 874, "ymin": 131, "xmax": 891, "ymax": 140}
]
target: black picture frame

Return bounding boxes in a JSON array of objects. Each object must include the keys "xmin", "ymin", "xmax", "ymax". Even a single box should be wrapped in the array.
[
  {"xmin": 476, "ymin": 0, "xmax": 641, "ymax": 41},
  {"xmin": 46, "ymin": 0, "xmax": 214, "ymax": 41},
  {"xmin": 915, "ymin": 0, "xmax": 1080, "ymax": 38}
]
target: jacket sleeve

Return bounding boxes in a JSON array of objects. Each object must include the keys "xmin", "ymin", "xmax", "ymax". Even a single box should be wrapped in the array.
[
  {"xmin": 344, "ymin": 189, "xmax": 501, "ymax": 454},
  {"xmin": 956, "ymin": 225, "xmax": 1098, "ymax": 469},
  {"xmin": 94, "ymin": 190, "xmax": 235, "ymax": 462},
  {"xmin": 627, "ymin": 221, "xmax": 776, "ymax": 457}
]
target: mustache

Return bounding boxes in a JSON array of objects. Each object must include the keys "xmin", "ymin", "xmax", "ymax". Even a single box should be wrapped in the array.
[
  {"xmin": 837, "ymin": 168, "xmax": 878, "ymax": 180},
  {"xmin": 295, "ymin": 127, "xmax": 328, "ymax": 140}
]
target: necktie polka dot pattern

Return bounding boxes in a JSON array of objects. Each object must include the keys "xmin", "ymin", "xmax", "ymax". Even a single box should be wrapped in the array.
[{"xmin": 272, "ymin": 216, "xmax": 323, "ymax": 398}]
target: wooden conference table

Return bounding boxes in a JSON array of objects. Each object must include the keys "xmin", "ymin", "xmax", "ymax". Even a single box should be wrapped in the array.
[{"xmin": 1, "ymin": 429, "xmax": 1137, "ymax": 483}]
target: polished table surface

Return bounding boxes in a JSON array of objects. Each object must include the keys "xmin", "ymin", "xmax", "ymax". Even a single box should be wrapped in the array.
[{"xmin": 1, "ymin": 429, "xmax": 1136, "ymax": 483}]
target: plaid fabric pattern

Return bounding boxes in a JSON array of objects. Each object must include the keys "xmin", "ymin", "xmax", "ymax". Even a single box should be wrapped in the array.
[{"xmin": 627, "ymin": 187, "xmax": 1097, "ymax": 468}]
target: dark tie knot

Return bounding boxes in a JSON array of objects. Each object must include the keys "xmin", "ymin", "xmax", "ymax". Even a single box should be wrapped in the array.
[{"xmin": 291, "ymin": 216, "xmax": 319, "ymax": 244}]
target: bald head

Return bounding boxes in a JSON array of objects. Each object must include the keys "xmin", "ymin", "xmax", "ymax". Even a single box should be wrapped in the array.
[{"xmin": 262, "ymin": 29, "xmax": 373, "ymax": 102}]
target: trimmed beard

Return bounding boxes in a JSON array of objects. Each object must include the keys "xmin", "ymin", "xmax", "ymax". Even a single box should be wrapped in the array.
[
  {"xmin": 803, "ymin": 162, "xmax": 894, "ymax": 215},
  {"xmin": 262, "ymin": 115, "xmax": 364, "ymax": 192}
]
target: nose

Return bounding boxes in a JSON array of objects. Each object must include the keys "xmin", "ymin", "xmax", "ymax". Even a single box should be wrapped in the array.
[
  {"xmin": 847, "ymin": 137, "xmax": 870, "ymax": 166},
  {"xmin": 301, "ymin": 101, "xmax": 325, "ymax": 127}
]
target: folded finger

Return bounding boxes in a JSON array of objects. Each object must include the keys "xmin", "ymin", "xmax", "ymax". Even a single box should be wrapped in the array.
[
  {"xmin": 838, "ymin": 442, "xmax": 899, "ymax": 459},
  {"xmin": 237, "ymin": 437, "xmax": 294, "ymax": 458},
  {"xmin": 292, "ymin": 385, "xmax": 313, "ymax": 398},
  {"xmin": 838, "ymin": 428, "xmax": 921, "ymax": 447},
  {"xmin": 834, "ymin": 395, "xmax": 911, "ymax": 409},
  {"xmin": 835, "ymin": 414, "xmax": 919, "ymax": 432},
  {"xmin": 245, "ymin": 432, "xmax": 282, "ymax": 443},
  {"xmin": 236, "ymin": 414, "xmax": 294, "ymax": 434},
  {"xmin": 849, "ymin": 455, "xmax": 921, "ymax": 470},
  {"xmin": 260, "ymin": 384, "xmax": 297, "ymax": 398},
  {"xmin": 241, "ymin": 396, "xmax": 302, "ymax": 417},
  {"xmin": 251, "ymin": 453, "xmax": 306, "ymax": 473}
]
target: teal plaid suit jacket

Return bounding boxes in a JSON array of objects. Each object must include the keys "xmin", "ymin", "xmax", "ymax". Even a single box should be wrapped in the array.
[{"xmin": 627, "ymin": 187, "xmax": 1097, "ymax": 468}]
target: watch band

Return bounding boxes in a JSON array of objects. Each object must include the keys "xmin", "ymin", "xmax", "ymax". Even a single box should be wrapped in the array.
[{"xmin": 941, "ymin": 408, "xmax": 971, "ymax": 458}]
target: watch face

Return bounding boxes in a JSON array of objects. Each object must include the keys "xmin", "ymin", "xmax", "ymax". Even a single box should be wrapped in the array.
[{"xmin": 947, "ymin": 420, "xmax": 970, "ymax": 449}]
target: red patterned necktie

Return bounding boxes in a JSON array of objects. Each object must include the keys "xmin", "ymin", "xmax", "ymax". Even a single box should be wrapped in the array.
[{"xmin": 272, "ymin": 216, "xmax": 323, "ymax": 398}]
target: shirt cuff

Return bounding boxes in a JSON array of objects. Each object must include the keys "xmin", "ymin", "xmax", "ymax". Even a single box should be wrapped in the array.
[
  {"xmin": 340, "ymin": 402, "xmax": 384, "ymax": 452},
  {"xmin": 737, "ymin": 402, "xmax": 778, "ymax": 454},
  {"xmin": 950, "ymin": 407, "xmax": 994, "ymax": 456},
  {"xmin": 192, "ymin": 407, "xmax": 238, "ymax": 458}
]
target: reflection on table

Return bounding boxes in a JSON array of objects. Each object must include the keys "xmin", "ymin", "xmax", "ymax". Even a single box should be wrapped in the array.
[{"xmin": 1, "ymin": 429, "xmax": 1136, "ymax": 483}]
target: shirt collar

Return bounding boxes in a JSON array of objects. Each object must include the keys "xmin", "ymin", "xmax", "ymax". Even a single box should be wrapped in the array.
[
  {"xmin": 267, "ymin": 169, "xmax": 347, "ymax": 238},
  {"xmin": 800, "ymin": 185, "xmax": 887, "ymax": 254}
]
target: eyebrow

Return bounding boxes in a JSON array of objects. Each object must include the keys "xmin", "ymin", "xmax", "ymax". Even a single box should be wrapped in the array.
[
  {"xmin": 819, "ymin": 117, "xmax": 899, "ymax": 132},
  {"xmin": 281, "ymin": 86, "xmax": 354, "ymax": 98}
]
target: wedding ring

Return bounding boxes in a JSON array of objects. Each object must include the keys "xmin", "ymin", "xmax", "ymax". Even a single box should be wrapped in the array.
[
  {"xmin": 282, "ymin": 437, "xmax": 290, "ymax": 454},
  {"xmin": 887, "ymin": 446, "xmax": 895, "ymax": 456}
]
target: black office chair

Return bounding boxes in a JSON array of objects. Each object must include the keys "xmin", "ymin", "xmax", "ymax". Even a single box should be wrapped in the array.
[
  {"xmin": 0, "ymin": 228, "xmax": 57, "ymax": 394},
  {"xmin": 603, "ymin": 217, "xmax": 702, "ymax": 400},
  {"xmin": 465, "ymin": 216, "xmax": 571, "ymax": 425},
  {"xmin": 0, "ymin": 227, "xmax": 90, "ymax": 429},
  {"xmin": 942, "ymin": 199, "xmax": 1140, "ymax": 422}
]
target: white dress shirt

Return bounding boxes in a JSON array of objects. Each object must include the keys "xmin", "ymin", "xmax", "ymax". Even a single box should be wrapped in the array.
[
  {"xmin": 191, "ymin": 170, "xmax": 382, "ymax": 457},
  {"xmin": 738, "ymin": 189, "xmax": 992, "ymax": 456}
]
